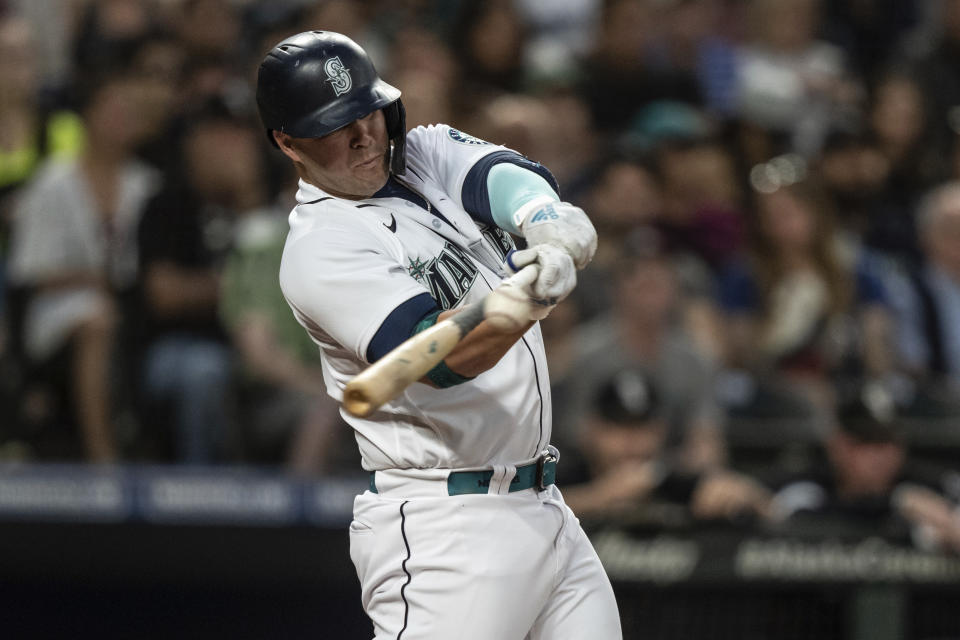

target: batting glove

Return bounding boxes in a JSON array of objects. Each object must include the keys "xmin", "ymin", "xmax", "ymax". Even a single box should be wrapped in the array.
[
  {"xmin": 506, "ymin": 245, "xmax": 576, "ymax": 303},
  {"xmin": 512, "ymin": 197, "xmax": 598, "ymax": 270},
  {"xmin": 493, "ymin": 263, "xmax": 556, "ymax": 323}
]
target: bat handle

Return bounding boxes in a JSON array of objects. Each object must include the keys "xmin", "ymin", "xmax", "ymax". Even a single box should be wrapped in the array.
[{"xmin": 343, "ymin": 303, "xmax": 486, "ymax": 417}]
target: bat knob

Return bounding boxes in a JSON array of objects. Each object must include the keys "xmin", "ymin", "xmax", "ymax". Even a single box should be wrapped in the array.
[{"xmin": 344, "ymin": 385, "xmax": 374, "ymax": 417}]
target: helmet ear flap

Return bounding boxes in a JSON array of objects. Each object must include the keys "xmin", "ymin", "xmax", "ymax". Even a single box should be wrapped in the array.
[{"xmin": 385, "ymin": 99, "xmax": 406, "ymax": 175}]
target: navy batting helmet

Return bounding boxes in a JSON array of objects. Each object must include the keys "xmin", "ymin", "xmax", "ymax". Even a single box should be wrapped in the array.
[{"xmin": 256, "ymin": 31, "xmax": 406, "ymax": 174}]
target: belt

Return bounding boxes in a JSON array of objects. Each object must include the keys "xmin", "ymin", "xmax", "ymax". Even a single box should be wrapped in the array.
[{"xmin": 369, "ymin": 451, "xmax": 558, "ymax": 496}]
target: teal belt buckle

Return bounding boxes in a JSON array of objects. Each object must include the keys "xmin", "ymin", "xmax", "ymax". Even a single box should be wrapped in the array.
[{"xmin": 535, "ymin": 456, "xmax": 557, "ymax": 491}]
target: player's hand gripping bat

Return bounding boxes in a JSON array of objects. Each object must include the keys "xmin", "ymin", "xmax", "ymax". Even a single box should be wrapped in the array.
[{"xmin": 343, "ymin": 264, "xmax": 541, "ymax": 417}]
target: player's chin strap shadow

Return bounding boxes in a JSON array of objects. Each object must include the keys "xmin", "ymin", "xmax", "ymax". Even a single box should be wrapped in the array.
[{"xmin": 387, "ymin": 101, "xmax": 406, "ymax": 175}]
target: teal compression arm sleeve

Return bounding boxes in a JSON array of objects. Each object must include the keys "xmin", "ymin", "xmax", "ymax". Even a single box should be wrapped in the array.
[{"xmin": 486, "ymin": 162, "xmax": 560, "ymax": 235}]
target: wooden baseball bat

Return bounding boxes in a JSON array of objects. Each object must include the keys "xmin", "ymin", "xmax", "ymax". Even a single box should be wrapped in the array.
[
  {"xmin": 343, "ymin": 303, "xmax": 487, "ymax": 417},
  {"xmin": 343, "ymin": 264, "xmax": 540, "ymax": 418}
]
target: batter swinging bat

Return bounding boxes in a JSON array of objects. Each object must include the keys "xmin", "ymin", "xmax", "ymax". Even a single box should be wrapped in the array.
[{"xmin": 343, "ymin": 264, "xmax": 540, "ymax": 417}]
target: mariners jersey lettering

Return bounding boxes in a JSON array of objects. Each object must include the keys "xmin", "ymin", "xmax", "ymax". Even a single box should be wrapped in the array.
[{"xmin": 279, "ymin": 124, "xmax": 552, "ymax": 471}]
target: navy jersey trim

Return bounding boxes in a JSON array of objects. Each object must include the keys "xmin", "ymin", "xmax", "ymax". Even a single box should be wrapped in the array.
[
  {"xmin": 302, "ymin": 197, "xmax": 333, "ymax": 205},
  {"xmin": 374, "ymin": 177, "xmax": 428, "ymax": 208},
  {"xmin": 397, "ymin": 500, "xmax": 412, "ymax": 640},
  {"xmin": 367, "ymin": 293, "xmax": 439, "ymax": 363},
  {"xmin": 461, "ymin": 151, "xmax": 561, "ymax": 229},
  {"xmin": 373, "ymin": 176, "xmax": 454, "ymax": 227}
]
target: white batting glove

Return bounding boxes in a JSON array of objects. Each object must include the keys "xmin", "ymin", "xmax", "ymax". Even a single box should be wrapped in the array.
[
  {"xmin": 506, "ymin": 245, "xmax": 576, "ymax": 303},
  {"xmin": 484, "ymin": 264, "xmax": 556, "ymax": 331},
  {"xmin": 512, "ymin": 197, "xmax": 598, "ymax": 270}
]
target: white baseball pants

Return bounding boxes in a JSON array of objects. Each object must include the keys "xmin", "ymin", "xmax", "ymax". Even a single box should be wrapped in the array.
[{"xmin": 349, "ymin": 473, "xmax": 622, "ymax": 639}]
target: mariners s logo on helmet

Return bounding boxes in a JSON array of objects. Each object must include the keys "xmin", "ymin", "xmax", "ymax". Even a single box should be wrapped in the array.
[{"xmin": 324, "ymin": 56, "xmax": 352, "ymax": 96}]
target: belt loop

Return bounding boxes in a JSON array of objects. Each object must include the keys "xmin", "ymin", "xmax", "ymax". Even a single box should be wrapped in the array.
[
  {"xmin": 496, "ymin": 465, "xmax": 517, "ymax": 495},
  {"xmin": 488, "ymin": 465, "xmax": 507, "ymax": 495}
]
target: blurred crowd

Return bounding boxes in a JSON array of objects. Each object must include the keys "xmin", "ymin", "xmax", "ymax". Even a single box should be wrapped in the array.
[{"xmin": 2, "ymin": 0, "xmax": 960, "ymax": 551}]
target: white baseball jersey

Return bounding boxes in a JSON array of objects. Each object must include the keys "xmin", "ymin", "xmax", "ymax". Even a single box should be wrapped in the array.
[
  {"xmin": 279, "ymin": 124, "xmax": 553, "ymax": 471},
  {"xmin": 281, "ymin": 122, "xmax": 622, "ymax": 640}
]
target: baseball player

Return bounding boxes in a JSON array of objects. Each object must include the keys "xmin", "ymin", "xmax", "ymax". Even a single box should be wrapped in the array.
[{"xmin": 256, "ymin": 31, "xmax": 621, "ymax": 639}]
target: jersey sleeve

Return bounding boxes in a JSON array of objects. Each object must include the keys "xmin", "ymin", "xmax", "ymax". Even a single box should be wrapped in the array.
[
  {"xmin": 403, "ymin": 124, "xmax": 559, "ymax": 228},
  {"xmin": 278, "ymin": 223, "xmax": 432, "ymax": 363}
]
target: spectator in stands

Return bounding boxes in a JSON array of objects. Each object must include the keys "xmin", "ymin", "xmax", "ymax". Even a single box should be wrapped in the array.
[
  {"xmin": 173, "ymin": 0, "xmax": 251, "ymax": 117},
  {"xmin": 219, "ymin": 203, "xmax": 358, "ymax": 475},
  {"xmin": 734, "ymin": 0, "xmax": 860, "ymax": 157},
  {"xmin": 820, "ymin": 0, "xmax": 923, "ymax": 80},
  {"xmin": 861, "ymin": 71, "xmax": 939, "ymax": 263},
  {"xmin": 513, "ymin": 0, "xmax": 601, "ymax": 84},
  {"xmin": 718, "ymin": 175, "xmax": 893, "ymax": 414},
  {"xmin": 568, "ymin": 227, "xmax": 726, "ymax": 473},
  {"xmin": 6, "ymin": 67, "xmax": 159, "ymax": 461},
  {"xmin": 908, "ymin": 0, "xmax": 960, "ymax": 163},
  {"xmin": 813, "ymin": 129, "xmax": 890, "ymax": 244},
  {"xmin": 563, "ymin": 367, "xmax": 770, "ymax": 523},
  {"xmin": 136, "ymin": 101, "xmax": 255, "ymax": 463},
  {"xmin": 71, "ymin": 0, "xmax": 158, "ymax": 79},
  {"xmin": 645, "ymin": 0, "xmax": 739, "ymax": 117},
  {"xmin": 536, "ymin": 91, "xmax": 601, "ymax": 188},
  {"xmin": 384, "ymin": 24, "xmax": 458, "ymax": 92},
  {"xmin": 469, "ymin": 94, "xmax": 554, "ymax": 163},
  {"xmin": 768, "ymin": 388, "xmax": 960, "ymax": 552},
  {"xmin": 948, "ymin": 121, "xmax": 960, "ymax": 184},
  {"xmin": 571, "ymin": 158, "xmax": 664, "ymax": 320},
  {"xmin": 449, "ymin": 0, "xmax": 528, "ymax": 101},
  {"xmin": 889, "ymin": 182, "xmax": 960, "ymax": 386},
  {"xmin": 0, "ymin": 15, "xmax": 84, "ymax": 398},
  {"xmin": 577, "ymin": 0, "xmax": 701, "ymax": 133},
  {"xmin": 654, "ymin": 136, "xmax": 745, "ymax": 273},
  {"xmin": 127, "ymin": 30, "xmax": 188, "ymax": 174},
  {"xmin": 298, "ymin": 0, "xmax": 371, "ymax": 47},
  {"xmin": 0, "ymin": 15, "xmax": 83, "ymax": 209},
  {"xmin": 174, "ymin": 0, "xmax": 240, "ymax": 62},
  {"xmin": 392, "ymin": 68, "xmax": 455, "ymax": 132}
]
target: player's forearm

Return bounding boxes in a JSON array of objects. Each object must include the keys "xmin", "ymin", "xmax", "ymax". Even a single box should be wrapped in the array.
[{"xmin": 436, "ymin": 308, "xmax": 533, "ymax": 378}]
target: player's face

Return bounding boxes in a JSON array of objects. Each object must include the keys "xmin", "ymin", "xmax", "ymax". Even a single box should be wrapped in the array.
[{"xmin": 284, "ymin": 110, "xmax": 390, "ymax": 199}]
